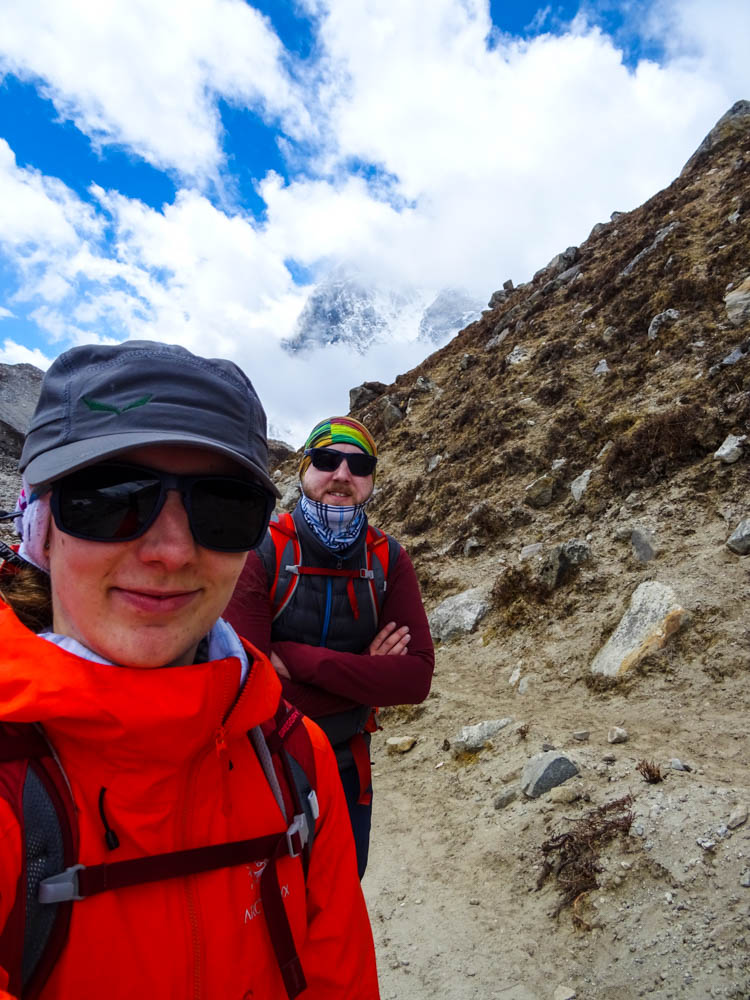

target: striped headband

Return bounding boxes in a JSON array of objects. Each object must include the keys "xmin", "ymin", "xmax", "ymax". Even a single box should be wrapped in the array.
[{"xmin": 300, "ymin": 416, "xmax": 377, "ymax": 478}]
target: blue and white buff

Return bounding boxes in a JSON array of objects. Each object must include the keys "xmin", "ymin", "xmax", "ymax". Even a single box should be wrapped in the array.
[
  {"xmin": 40, "ymin": 615, "xmax": 250, "ymax": 680},
  {"xmin": 299, "ymin": 493, "xmax": 367, "ymax": 552}
]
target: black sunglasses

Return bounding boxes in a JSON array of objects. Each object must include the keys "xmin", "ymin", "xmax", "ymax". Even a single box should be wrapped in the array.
[
  {"xmin": 305, "ymin": 448, "xmax": 377, "ymax": 477},
  {"xmin": 50, "ymin": 463, "xmax": 274, "ymax": 552}
]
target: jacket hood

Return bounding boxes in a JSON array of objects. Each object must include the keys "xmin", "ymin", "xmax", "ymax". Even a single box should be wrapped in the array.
[{"xmin": 0, "ymin": 602, "xmax": 281, "ymax": 765}]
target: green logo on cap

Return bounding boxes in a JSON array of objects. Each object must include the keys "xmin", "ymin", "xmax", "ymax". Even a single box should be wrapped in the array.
[{"xmin": 82, "ymin": 394, "xmax": 153, "ymax": 415}]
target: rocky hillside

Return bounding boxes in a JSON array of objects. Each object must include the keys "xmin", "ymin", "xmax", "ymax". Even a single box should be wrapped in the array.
[{"xmin": 270, "ymin": 101, "xmax": 750, "ymax": 1000}]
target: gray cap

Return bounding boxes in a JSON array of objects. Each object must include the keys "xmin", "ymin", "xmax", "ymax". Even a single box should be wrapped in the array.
[{"xmin": 20, "ymin": 340, "xmax": 281, "ymax": 497}]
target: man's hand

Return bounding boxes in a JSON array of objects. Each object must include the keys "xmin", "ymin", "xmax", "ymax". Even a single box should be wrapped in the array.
[
  {"xmin": 368, "ymin": 622, "xmax": 410, "ymax": 656},
  {"xmin": 270, "ymin": 651, "xmax": 291, "ymax": 679}
]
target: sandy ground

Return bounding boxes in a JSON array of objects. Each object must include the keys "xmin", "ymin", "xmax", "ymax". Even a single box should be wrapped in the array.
[{"xmin": 362, "ymin": 491, "xmax": 750, "ymax": 1000}]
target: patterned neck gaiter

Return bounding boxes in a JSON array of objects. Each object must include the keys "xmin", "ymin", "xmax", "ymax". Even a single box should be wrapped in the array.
[{"xmin": 299, "ymin": 493, "xmax": 367, "ymax": 553}]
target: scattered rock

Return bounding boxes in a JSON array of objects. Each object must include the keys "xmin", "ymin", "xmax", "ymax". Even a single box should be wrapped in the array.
[
  {"xmin": 0, "ymin": 363, "xmax": 44, "ymax": 457},
  {"xmin": 670, "ymin": 758, "xmax": 692, "ymax": 772},
  {"xmin": 602, "ymin": 326, "xmax": 618, "ymax": 343},
  {"xmin": 553, "ymin": 986, "xmax": 577, "ymax": 1000},
  {"xmin": 631, "ymin": 526, "xmax": 656, "ymax": 563},
  {"xmin": 503, "ymin": 279, "xmax": 514, "ymax": 292},
  {"xmin": 537, "ymin": 539, "xmax": 590, "ymax": 590},
  {"xmin": 493, "ymin": 787, "xmax": 518, "ymax": 810},
  {"xmin": 713, "ymin": 433, "xmax": 746, "ymax": 463},
  {"xmin": 524, "ymin": 474, "xmax": 555, "ymax": 509},
  {"xmin": 741, "ymin": 871, "xmax": 750, "ymax": 888},
  {"xmin": 427, "ymin": 454, "xmax": 443, "ymax": 473},
  {"xmin": 267, "ymin": 438, "xmax": 296, "ymax": 467},
  {"xmin": 508, "ymin": 666, "xmax": 521, "ymax": 686},
  {"xmin": 728, "ymin": 805, "xmax": 748, "ymax": 829},
  {"xmin": 428, "ymin": 588, "xmax": 490, "ymax": 642},
  {"xmin": 547, "ymin": 785, "xmax": 581, "ymax": 805},
  {"xmin": 726, "ymin": 520, "xmax": 750, "ymax": 555},
  {"xmin": 459, "ymin": 353, "xmax": 476, "ymax": 371},
  {"xmin": 349, "ymin": 380, "xmax": 387, "ymax": 409},
  {"xmin": 593, "ymin": 359, "xmax": 610, "ymax": 375},
  {"xmin": 620, "ymin": 222, "xmax": 679, "ymax": 278},
  {"xmin": 520, "ymin": 542, "xmax": 543, "ymax": 560},
  {"xmin": 507, "ymin": 345, "xmax": 532, "ymax": 366},
  {"xmin": 485, "ymin": 327, "xmax": 510, "ymax": 350},
  {"xmin": 607, "ymin": 727, "xmax": 629, "ymax": 744},
  {"xmin": 280, "ymin": 479, "xmax": 301, "ymax": 510},
  {"xmin": 386, "ymin": 736, "xmax": 417, "ymax": 755},
  {"xmin": 521, "ymin": 751, "xmax": 579, "ymax": 798},
  {"xmin": 590, "ymin": 581, "xmax": 686, "ymax": 677},
  {"xmin": 724, "ymin": 276, "xmax": 750, "ymax": 326},
  {"xmin": 453, "ymin": 718, "xmax": 513, "ymax": 755},
  {"xmin": 570, "ymin": 469, "xmax": 592, "ymax": 502},
  {"xmin": 696, "ymin": 837, "xmax": 716, "ymax": 852},
  {"xmin": 647, "ymin": 308, "xmax": 680, "ymax": 340},
  {"xmin": 379, "ymin": 397, "xmax": 404, "ymax": 430},
  {"xmin": 602, "ymin": 752, "xmax": 617, "ymax": 764},
  {"xmin": 708, "ymin": 340, "xmax": 750, "ymax": 376},
  {"xmin": 463, "ymin": 536, "xmax": 481, "ymax": 557},
  {"xmin": 573, "ymin": 730, "xmax": 590, "ymax": 742},
  {"xmin": 488, "ymin": 289, "xmax": 508, "ymax": 309},
  {"xmin": 413, "ymin": 375, "xmax": 437, "ymax": 393}
]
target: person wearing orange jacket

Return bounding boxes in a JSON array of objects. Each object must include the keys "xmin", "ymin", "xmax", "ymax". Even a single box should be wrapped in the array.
[{"xmin": 0, "ymin": 341, "xmax": 379, "ymax": 1000}]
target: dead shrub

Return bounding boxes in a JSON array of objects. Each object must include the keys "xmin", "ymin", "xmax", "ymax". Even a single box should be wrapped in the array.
[
  {"xmin": 536, "ymin": 794, "xmax": 635, "ymax": 919},
  {"xmin": 602, "ymin": 404, "xmax": 708, "ymax": 491},
  {"xmin": 636, "ymin": 760, "xmax": 663, "ymax": 784}
]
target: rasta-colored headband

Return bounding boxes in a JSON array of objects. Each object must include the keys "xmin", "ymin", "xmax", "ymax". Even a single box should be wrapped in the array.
[{"xmin": 299, "ymin": 416, "xmax": 377, "ymax": 478}]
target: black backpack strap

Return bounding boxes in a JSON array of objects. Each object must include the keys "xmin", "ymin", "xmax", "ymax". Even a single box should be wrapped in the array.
[{"xmin": 0, "ymin": 723, "xmax": 77, "ymax": 1000}]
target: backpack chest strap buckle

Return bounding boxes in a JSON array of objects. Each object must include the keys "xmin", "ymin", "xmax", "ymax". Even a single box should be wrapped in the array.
[{"xmin": 39, "ymin": 863, "xmax": 85, "ymax": 904}]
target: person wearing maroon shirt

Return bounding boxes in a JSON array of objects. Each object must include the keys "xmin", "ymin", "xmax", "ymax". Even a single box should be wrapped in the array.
[{"xmin": 224, "ymin": 416, "xmax": 434, "ymax": 878}]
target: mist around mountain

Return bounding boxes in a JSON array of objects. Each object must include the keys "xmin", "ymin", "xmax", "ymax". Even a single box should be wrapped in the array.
[{"xmin": 282, "ymin": 275, "xmax": 483, "ymax": 355}]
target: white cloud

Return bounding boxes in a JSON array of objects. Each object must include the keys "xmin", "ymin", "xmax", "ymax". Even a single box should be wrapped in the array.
[
  {"xmin": 0, "ymin": 0, "xmax": 312, "ymax": 181},
  {"xmin": 0, "ymin": 307, "xmax": 14, "ymax": 320},
  {"xmin": 0, "ymin": 0, "xmax": 748, "ymax": 442},
  {"xmin": 0, "ymin": 339, "xmax": 53, "ymax": 368}
]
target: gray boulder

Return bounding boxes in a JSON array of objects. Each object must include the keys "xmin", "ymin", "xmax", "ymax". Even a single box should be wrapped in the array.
[
  {"xmin": 537, "ymin": 539, "xmax": 591, "ymax": 590},
  {"xmin": 521, "ymin": 751, "xmax": 579, "ymax": 798},
  {"xmin": 725, "ymin": 277, "xmax": 750, "ymax": 326},
  {"xmin": 378, "ymin": 396, "xmax": 404, "ymax": 430},
  {"xmin": 590, "ymin": 581, "xmax": 685, "ymax": 677},
  {"xmin": 453, "ymin": 718, "xmax": 513, "ymax": 756},
  {"xmin": 727, "ymin": 520, "xmax": 750, "ymax": 555},
  {"xmin": 647, "ymin": 309, "xmax": 679, "ymax": 340},
  {"xmin": 570, "ymin": 468, "xmax": 592, "ymax": 502},
  {"xmin": 428, "ymin": 587, "xmax": 489, "ymax": 642},
  {"xmin": 713, "ymin": 433, "xmax": 746, "ymax": 463},
  {"xmin": 0, "ymin": 363, "xmax": 44, "ymax": 457},
  {"xmin": 349, "ymin": 380, "xmax": 387, "ymax": 410}
]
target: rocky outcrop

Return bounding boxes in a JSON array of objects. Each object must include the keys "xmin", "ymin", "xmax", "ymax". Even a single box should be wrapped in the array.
[{"xmin": 0, "ymin": 364, "xmax": 44, "ymax": 457}]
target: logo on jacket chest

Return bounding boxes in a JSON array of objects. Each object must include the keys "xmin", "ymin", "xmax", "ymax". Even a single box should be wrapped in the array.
[{"xmin": 243, "ymin": 860, "xmax": 290, "ymax": 924}]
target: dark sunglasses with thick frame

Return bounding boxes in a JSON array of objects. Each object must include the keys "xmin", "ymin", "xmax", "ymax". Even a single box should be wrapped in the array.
[
  {"xmin": 49, "ymin": 463, "xmax": 274, "ymax": 552},
  {"xmin": 304, "ymin": 448, "xmax": 377, "ymax": 478}
]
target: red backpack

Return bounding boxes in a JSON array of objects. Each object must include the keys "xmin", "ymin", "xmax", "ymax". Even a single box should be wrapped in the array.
[
  {"xmin": 0, "ymin": 702, "xmax": 318, "ymax": 1000},
  {"xmin": 268, "ymin": 511, "xmax": 392, "ymax": 624}
]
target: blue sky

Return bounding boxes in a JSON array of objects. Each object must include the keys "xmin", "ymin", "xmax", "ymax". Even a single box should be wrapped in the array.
[{"xmin": 0, "ymin": 0, "xmax": 747, "ymax": 441}]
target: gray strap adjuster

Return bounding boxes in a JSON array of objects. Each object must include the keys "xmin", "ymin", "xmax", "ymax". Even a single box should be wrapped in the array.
[{"xmin": 39, "ymin": 863, "xmax": 85, "ymax": 904}]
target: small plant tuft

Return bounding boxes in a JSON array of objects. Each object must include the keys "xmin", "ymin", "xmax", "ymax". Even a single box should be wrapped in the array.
[{"xmin": 636, "ymin": 759, "xmax": 663, "ymax": 784}]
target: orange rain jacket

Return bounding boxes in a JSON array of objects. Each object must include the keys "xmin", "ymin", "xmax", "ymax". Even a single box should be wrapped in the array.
[{"xmin": 0, "ymin": 601, "xmax": 380, "ymax": 999}]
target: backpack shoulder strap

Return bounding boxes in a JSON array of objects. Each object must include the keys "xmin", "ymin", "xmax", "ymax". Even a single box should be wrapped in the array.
[
  {"xmin": 258, "ymin": 701, "xmax": 319, "ymax": 876},
  {"xmin": 0, "ymin": 722, "xmax": 78, "ymax": 1000},
  {"xmin": 268, "ymin": 513, "xmax": 302, "ymax": 622},
  {"xmin": 364, "ymin": 526, "xmax": 399, "ymax": 619}
]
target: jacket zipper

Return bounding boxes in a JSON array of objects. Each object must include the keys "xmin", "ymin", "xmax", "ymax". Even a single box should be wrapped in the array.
[{"xmin": 178, "ymin": 664, "xmax": 239, "ymax": 1000}]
